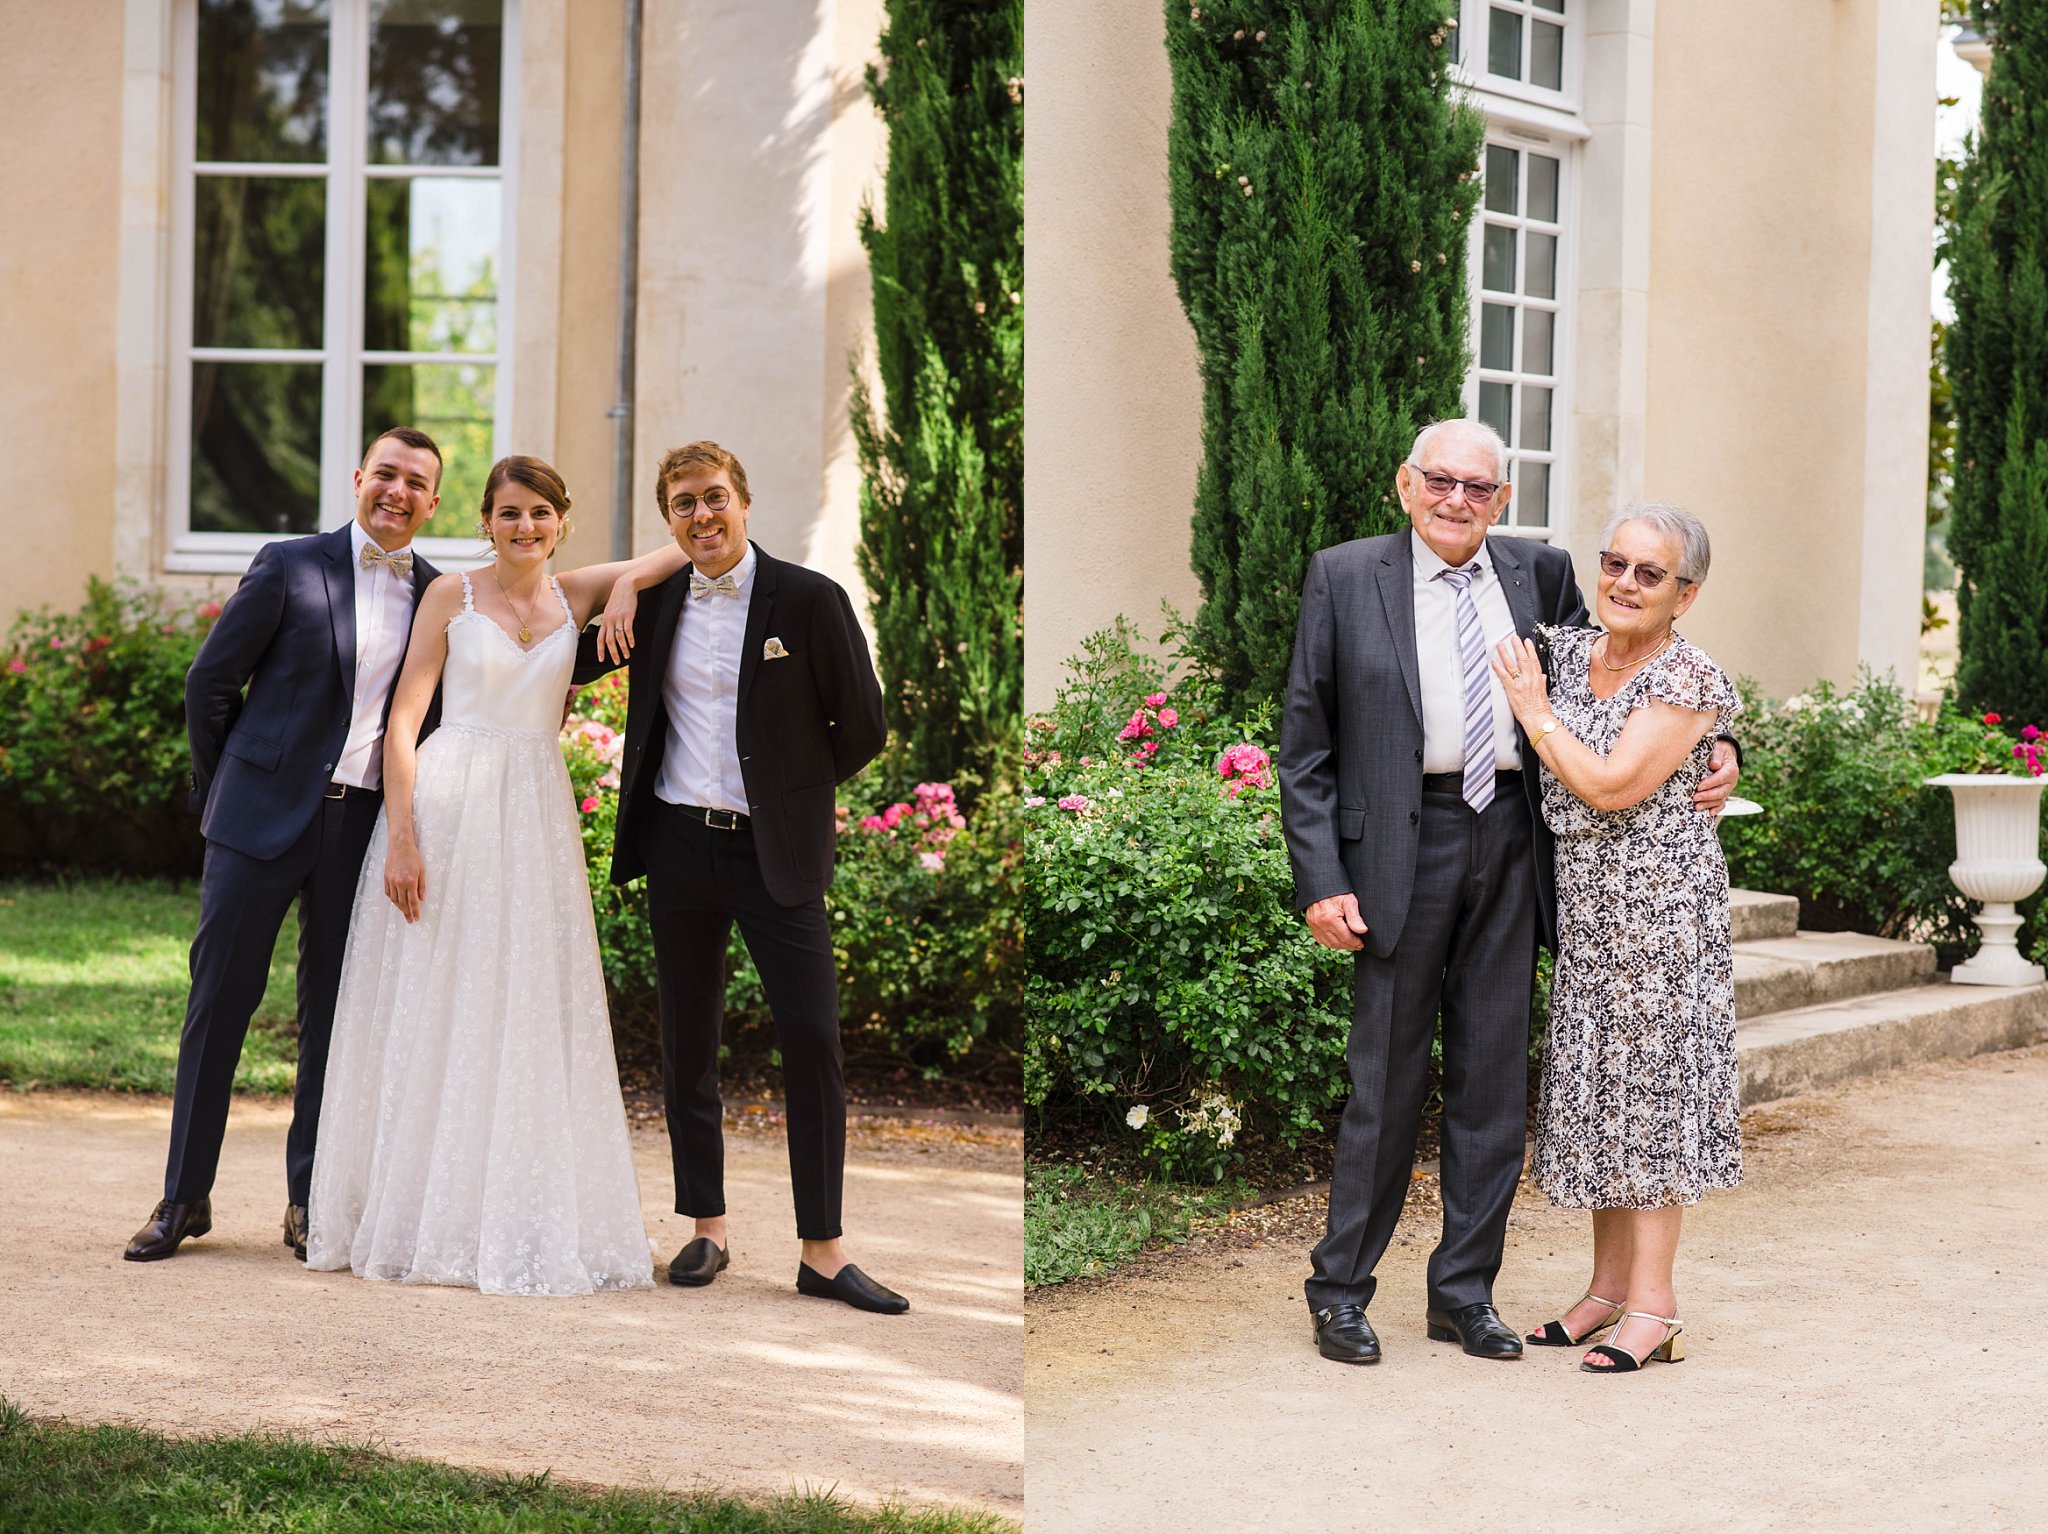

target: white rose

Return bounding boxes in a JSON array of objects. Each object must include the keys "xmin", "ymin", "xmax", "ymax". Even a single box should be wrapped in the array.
[{"xmin": 1126, "ymin": 1104, "xmax": 1150, "ymax": 1129}]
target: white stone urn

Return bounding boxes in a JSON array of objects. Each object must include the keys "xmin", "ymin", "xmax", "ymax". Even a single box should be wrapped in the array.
[{"xmin": 1924, "ymin": 773, "xmax": 2048, "ymax": 986}]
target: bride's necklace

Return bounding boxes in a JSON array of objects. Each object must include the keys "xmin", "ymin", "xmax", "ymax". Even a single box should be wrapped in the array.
[
  {"xmin": 492, "ymin": 567, "xmax": 546, "ymax": 645},
  {"xmin": 1598, "ymin": 629, "xmax": 1673, "ymax": 672}
]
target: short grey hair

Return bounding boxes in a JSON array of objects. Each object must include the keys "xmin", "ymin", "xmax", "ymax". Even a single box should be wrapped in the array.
[
  {"xmin": 1408, "ymin": 417, "xmax": 1508, "ymax": 481},
  {"xmin": 1602, "ymin": 501, "xmax": 1711, "ymax": 584}
]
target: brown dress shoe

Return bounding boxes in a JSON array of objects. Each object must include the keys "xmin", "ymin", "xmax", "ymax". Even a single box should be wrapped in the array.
[
  {"xmin": 283, "ymin": 1204, "xmax": 309, "ymax": 1261},
  {"xmin": 124, "ymin": 1198, "xmax": 212, "ymax": 1262}
]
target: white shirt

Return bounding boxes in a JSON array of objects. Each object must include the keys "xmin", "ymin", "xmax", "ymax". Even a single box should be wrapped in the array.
[
  {"xmin": 1411, "ymin": 529, "xmax": 1521, "ymax": 775},
  {"xmin": 334, "ymin": 520, "xmax": 417, "ymax": 789},
  {"xmin": 656, "ymin": 543, "xmax": 755, "ymax": 814}
]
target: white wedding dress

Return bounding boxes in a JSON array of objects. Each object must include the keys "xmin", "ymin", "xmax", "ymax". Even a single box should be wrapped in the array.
[{"xmin": 307, "ymin": 573, "xmax": 653, "ymax": 1295}]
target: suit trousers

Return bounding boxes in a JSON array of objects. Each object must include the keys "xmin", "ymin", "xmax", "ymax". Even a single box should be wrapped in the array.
[
  {"xmin": 642, "ymin": 801, "xmax": 847, "ymax": 1240},
  {"xmin": 165, "ymin": 790, "xmax": 381, "ymax": 1207},
  {"xmin": 1304, "ymin": 782, "xmax": 1538, "ymax": 1314}
]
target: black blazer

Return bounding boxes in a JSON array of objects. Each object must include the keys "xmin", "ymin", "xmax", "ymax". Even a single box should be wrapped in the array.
[
  {"xmin": 578, "ymin": 542, "xmax": 887, "ymax": 907},
  {"xmin": 185, "ymin": 525, "xmax": 440, "ymax": 862},
  {"xmin": 1277, "ymin": 531, "xmax": 1591, "ymax": 955}
]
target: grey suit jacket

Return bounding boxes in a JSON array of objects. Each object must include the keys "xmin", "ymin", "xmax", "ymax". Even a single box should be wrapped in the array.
[{"xmin": 1277, "ymin": 530, "xmax": 1592, "ymax": 956}]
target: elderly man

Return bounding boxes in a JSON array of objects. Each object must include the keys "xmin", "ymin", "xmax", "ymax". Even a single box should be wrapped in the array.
[{"xmin": 1277, "ymin": 418, "xmax": 1737, "ymax": 1364}]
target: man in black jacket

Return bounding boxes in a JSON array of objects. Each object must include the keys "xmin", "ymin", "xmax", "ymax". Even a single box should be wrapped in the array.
[
  {"xmin": 582, "ymin": 440, "xmax": 903, "ymax": 1313},
  {"xmin": 127, "ymin": 428, "xmax": 443, "ymax": 1263}
]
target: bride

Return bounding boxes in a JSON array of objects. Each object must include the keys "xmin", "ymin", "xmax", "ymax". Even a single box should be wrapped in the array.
[{"xmin": 307, "ymin": 455, "xmax": 683, "ymax": 1295}]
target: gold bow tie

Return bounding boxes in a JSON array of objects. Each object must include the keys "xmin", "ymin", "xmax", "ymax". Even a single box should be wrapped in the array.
[
  {"xmin": 690, "ymin": 571, "xmax": 741, "ymax": 600},
  {"xmin": 359, "ymin": 543, "xmax": 415, "ymax": 578}
]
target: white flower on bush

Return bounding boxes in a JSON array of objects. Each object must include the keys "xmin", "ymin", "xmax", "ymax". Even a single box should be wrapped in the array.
[
  {"xmin": 1126, "ymin": 1104, "xmax": 1150, "ymax": 1130},
  {"xmin": 1182, "ymin": 1087, "xmax": 1242, "ymax": 1148}
]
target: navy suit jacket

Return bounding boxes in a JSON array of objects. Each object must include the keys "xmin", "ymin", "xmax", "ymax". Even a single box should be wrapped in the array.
[{"xmin": 186, "ymin": 525, "xmax": 440, "ymax": 861}]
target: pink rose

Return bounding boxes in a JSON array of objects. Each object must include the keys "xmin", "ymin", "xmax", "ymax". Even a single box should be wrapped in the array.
[
  {"xmin": 1158, "ymin": 708, "xmax": 1178, "ymax": 728},
  {"xmin": 919, "ymin": 851, "xmax": 945, "ymax": 872},
  {"xmin": 1024, "ymin": 796, "xmax": 1047, "ymax": 807},
  {"xmin": 1057, "ymin": 794, "xmax": 1090, "ymax": 812},
  {"xmin": 5, "ymin": 658, "xmax": 24, "ymax": 674},
  {"xmin": 1144, "ymin": 692, "xmax": 1168, "ymax": 707},
  {"xmin": 198, "ymin": 600, "xmax": 222, "ymax": 619},
  {"xmin": 2024, "ymin": 725, "xmax": 2041, "ymax": 742},
  {"xmin": 859, "ymin": 815, "xmax": 887, "ymax": 832},
  {"xmin": 579, "ymin": 796, "xmax": 599, "ymax": 813},
  {"xmin": 882, "ymin": 802, "xmax": 911, "ymax": 829}
]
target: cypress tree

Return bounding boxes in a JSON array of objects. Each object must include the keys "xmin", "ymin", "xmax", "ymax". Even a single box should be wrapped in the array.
[
  {"xmin": 855, "ymin": 2, "xmax": 1024, "ymax": 791},
  {"xmin": 1948, "ymin": 0, "xmax": 2048, "ymax": 724},
  {"xmin": 1167, "ymin": 1, "xmax": 1482, "ymax": 713}
]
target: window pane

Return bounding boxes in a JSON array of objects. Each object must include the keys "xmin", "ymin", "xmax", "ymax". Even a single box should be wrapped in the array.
[
  {"xmin": 1523, "ymin": 308, "xmax": 1555, "ymax": 376},
  {"xmin": 1479, "ymin": 380, "xmax": 1513, "ymax": 442},
  {"xmin": 1483, "ymin": 224, "xmax": 1517, "ymax": 292},
  {"xmin": 1488, "ymin": 6, "xmax": 1523, "ymax": 80},
  {"xmin": 363, "ymin": 362, "xmax": 494, "ymax": 536},
  {"xmin": 196, "ymin": 0, "xmax": 330, "ymax": 163},
  {"xmin": 1484, "ymin": 144, "xmax": 1519, "ymax": 215},
  {"xmin": 367, "ymin": 0, "xmax": 505, "ymax": 167},
  {"xmin": 1527, "ymin": 154, "xmax": 1561, "ymax": 224},
  {"xmin": 1514, "ymin": 461, "xmax": 1550, "ymax": 527},
  {"xmin": 1534, "ymin": 0, "xmax": 1565, "ymax": 13},
  {"xmin": 1520, "ymin": 385, "xmax": 1552, "ymax": 451},
  {"xmin": 1526, "ymin": 231, "xmax": 1557, "ymax": 299},
  {"xmin": 190, "ymin": 361, "xmax": 324, "ymax": 533},
  {"xmin": 365, "ymin": 178, "xmax": 501, "ymax": 353},
  {"xmin": 1481, "ymin": 303, "xmax": 1516, "ymax": 371},
  {"xmin": 193, "ymin": 176, "xmax": 327, "ymax": 349},
  {"xmin": 1531, "ymin": 20, "xmax": 1564, "ymax": 89}
]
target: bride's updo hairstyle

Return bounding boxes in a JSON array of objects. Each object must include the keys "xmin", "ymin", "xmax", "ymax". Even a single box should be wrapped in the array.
[{"xmin": 478, "ymin": 455, "xmax": 574, "ymax": 551}]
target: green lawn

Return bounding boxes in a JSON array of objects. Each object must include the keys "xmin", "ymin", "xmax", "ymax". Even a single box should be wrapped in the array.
[
  {"xmin": 1023, "ymin": 1163, "xmax": 1252, "ymax": 1288},
  {"xmin": 0, "ymin": 880, "xmax": 299, "ymax": 1093},
  {"xmin": 0, "ymin": 1399, "xmax": 1015, "ymax": 1534}
]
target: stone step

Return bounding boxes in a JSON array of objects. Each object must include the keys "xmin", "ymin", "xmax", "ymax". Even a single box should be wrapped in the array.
[
  {"xmin": 1738, "ymin": 979, "xmax": 2048, "ymax": 1106},
  {"xmin": 1733, "ymin": 930, "xmax": 1937, "ymax": 1020},
  {"xmin": 1729, "ymin": 889, "xmax": 1799, "ymax": 943}
]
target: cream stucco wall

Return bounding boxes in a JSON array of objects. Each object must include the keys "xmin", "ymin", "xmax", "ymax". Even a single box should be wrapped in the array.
[
  {"xmin": 0, "ymin": 0, "xmax": 124, "ymax": 625},
  {"xmin": 1020, "ymin": 0, "xmax": 1203, "ymax": 709}
]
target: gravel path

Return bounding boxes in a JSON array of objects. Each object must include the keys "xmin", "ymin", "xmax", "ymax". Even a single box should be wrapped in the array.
[
  {"xmin": 1, "ymin": 1093, "xmax": 1022, "ymax": 1519},
  {"xmin": 1025, "ymin": 1044, "xmax": 2048, "ymax": 1533}
]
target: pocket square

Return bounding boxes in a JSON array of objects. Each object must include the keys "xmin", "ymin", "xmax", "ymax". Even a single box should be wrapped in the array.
[{"xmin": 763, "ymin": 637, "xmax": 789, "ymax": 660}]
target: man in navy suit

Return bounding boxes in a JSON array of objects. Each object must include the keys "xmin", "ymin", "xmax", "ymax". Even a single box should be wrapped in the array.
[{"xmin": 126, "ymin": 428, "xmax": 444, "ymax": 1262}]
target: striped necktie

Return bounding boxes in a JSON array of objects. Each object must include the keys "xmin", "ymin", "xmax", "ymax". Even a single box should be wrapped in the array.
[{"xmin": 1434, "ymin": 563, "xmax": 1496, "ymax": 814}]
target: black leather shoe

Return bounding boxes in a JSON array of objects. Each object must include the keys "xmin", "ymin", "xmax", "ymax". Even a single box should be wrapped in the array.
[
  {"xmin": 796, "ymin": 1261, "xmax": 909, "ymax": 1314},
  {"xmin": 1426, "ymin": 1301, "xmax": 1524, "ymax": 1359},
  {"xmin": 123, "ymin": 1198, "xmax": 212, "ymax": 1262},
  {"xmin": 667, "ymin": 1237, "xmax": 730, "ymax": 1287},
  {"xmin": 1312, "ymin": 1303, "xmax": 1382, "ymax": 1363},
  {"xmin": 283, "ymin": 1204, "xmax": 308, "ymax": 1261}
]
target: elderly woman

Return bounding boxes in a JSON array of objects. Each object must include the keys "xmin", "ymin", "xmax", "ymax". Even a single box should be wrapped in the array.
[{"xmin": 1489, "ymin": 502, "xmax": 1741, "ymax": 1375}]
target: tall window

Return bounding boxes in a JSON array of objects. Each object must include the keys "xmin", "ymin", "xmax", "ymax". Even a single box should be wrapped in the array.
[{"xmin": 170, "ymin": 0, "xmax": 511, "ymax": 570}]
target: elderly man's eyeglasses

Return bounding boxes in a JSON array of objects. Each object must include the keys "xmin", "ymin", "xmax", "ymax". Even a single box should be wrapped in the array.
[
  {"xmin": 1598, "ymin": 551, "xmax": 1694, "ymax": 590},
  {"xmin": 1409, "ymin": 467, "xmax": 1502, "ymax": 503},
  {"xmin": 669, "ymin": 486, "xmax": 733, "ymax": 516}
]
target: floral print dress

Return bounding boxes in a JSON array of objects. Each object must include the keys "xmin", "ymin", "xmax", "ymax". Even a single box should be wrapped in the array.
[{"xmin": 1533, "ymin": 627, "xmax": 1743, "ymax": 1210}]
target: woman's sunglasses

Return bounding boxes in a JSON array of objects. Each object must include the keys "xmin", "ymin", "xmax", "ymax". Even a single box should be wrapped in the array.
[{"xmin": 1598, "ymin": 551, "xmax": 1693, "ymax": 590}]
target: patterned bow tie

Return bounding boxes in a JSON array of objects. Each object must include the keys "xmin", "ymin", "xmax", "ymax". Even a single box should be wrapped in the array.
[
  {"xmin": 690, "ymin": 571, "xmax": 741, "ymax": 600},
  {"xmin": 359, "ymin": 543, "xmax": 414, "ymax": 578}
]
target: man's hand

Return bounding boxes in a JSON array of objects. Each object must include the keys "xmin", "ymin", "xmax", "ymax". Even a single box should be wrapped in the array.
[
  {"xmin": 595, "ymin": 579, "xmax": 640, "ymax": 665},
  {"xmin": 1695, "ymin": 739, "xmax": 1739, "ymax": 813},
  {"xmin": 1306, "ymin": 892, "xmax": 1368, "ymax": 951}
]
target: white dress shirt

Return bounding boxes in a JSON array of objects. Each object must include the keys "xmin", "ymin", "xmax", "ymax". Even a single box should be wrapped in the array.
[
  {"xmin": 334, "ymin": 520, "xmax": 417, "ymax": 789},
  {"xmin": 656, "ymin": 543, "xmax": 755, "ymax": 814},
  {"xmin": 1411, "ymin": 529, "xmax": 1521, "ymax": 775}
]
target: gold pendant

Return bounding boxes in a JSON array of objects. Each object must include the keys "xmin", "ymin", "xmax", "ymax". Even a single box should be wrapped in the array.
[{"xmin": 518, "ymin": 626, "xmax": 532, "ymax": 644}]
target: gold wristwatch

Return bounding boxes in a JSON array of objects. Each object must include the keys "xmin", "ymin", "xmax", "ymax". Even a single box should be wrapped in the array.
[{"xmin": 1534, "ymin": 717, "xmax": 1561, "ymax": 745}]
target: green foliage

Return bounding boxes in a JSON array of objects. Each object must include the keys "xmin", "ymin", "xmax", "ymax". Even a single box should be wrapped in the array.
[
  {"xmin": 1023, "ymin": 1162, "xmax": 1251, "ymax": 1288},
  {"xmin": 0, "ymin": 580, "xmax": 218, "ymax": 877},
  {"xmin": 0, "ymin": 1396, "xmax": 1017, "ymax": 1534},
  {"xmin": 1946, "ymin": 0, "xmax": 2048, "ymax": 723},
  {"xmin": 1022, "ymin": 620, "xmax": 1353, "ymax": 1175},
  {"xmin": 0, "ymin": 879, "xmax": 299, "ymax": 1093},
  {"xmin": 1167, "ymin": 0, "xmax": 1483, "ymax": 713},
  {"xmin": 1717, "ymin": 673, "xmax": 2043, "ymax": 964},
  {"xmin": 855, "ymin": 0, "xmax": 1024, "ymax": 791}
]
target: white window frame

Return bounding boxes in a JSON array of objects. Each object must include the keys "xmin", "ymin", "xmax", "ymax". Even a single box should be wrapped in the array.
[
  {"xmin": 164, "ymin": 0, "xmax": 519, "ymax": 574},
  {"xmin": 1452, "ymin": 0, "xmax": 1581, "ymax": 116}
]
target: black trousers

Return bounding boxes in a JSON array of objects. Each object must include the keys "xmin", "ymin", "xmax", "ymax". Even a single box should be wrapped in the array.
[
  {"xmin": 164, "ymin": 790, "xmax": 381, "ymax": 1207},
  {"xmin": 642, "ymin": 801, "xmax": 847, "ymax": 1240},
  {"xmin": 1305, "ymin": 783, "xmax": 1538, "ymax": 1314}
]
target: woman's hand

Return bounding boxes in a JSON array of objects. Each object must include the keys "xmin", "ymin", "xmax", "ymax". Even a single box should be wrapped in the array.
[
  {"xmin": 1490, "ymin": 636, "xmax": 1552, "ymax": 730},
  {"xmin": 384, "ymin": 839, "xmax": 426, "ymax": 924},
  {"xmin": 596, "ymin": 578, "xmax": 640, "ymax": 665}
]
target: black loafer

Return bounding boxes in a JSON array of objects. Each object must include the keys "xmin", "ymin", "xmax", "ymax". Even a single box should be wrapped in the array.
[
  {"xmin": 1426, "ymin": 1301, "xmax": 1524, "ymax": 1359},
  {"xmin": 796, "ymin": 1261, "xmax": 909, "ymax": 1314},
  {"xmin": 283, "ymin": 1203, "xmax": 308, "ymax": 1261},
  {"xmin": 1313, "ymin": 1303, "xmax": 1382, "ymax": 1363},
  {"xmin": 123, "ymin": 1198, "xmax": 212, "ymax": 1262},
  {"xmin": 667, "ymin": 1237, "xmax": 730, "ymax": 1287}
]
